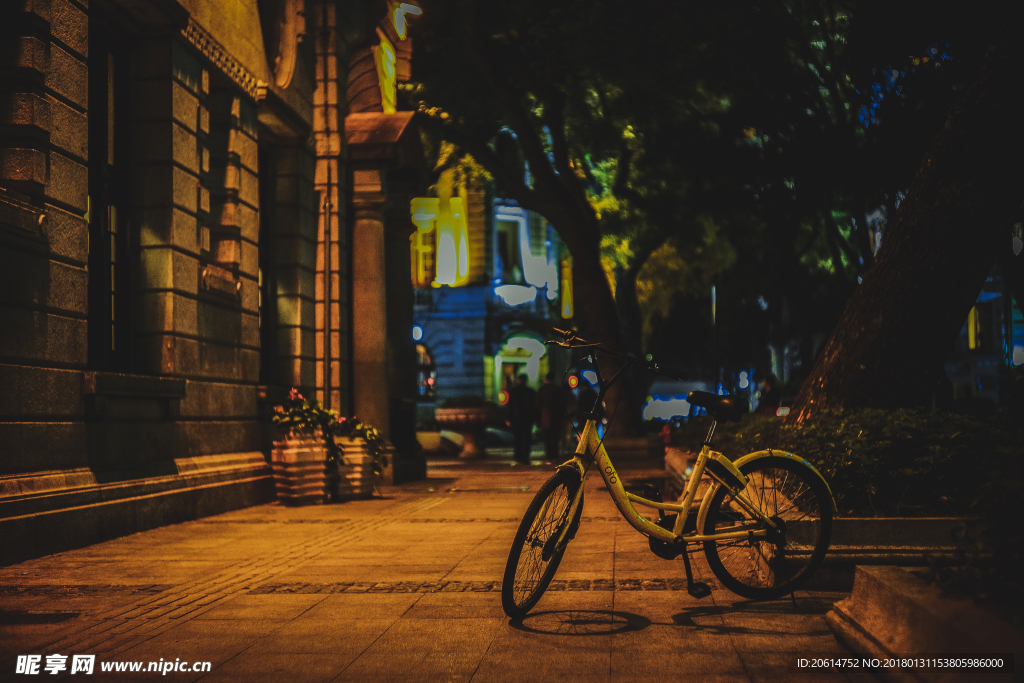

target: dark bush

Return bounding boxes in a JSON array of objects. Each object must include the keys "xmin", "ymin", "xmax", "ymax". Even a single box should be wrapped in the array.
[
  {"xmin": 676, "ymin": 408, "xmax": 1022, "ymax": 517},
  {"xmin": 677, "ymin": 407, "xmax": 1023, "ymax": 622}
]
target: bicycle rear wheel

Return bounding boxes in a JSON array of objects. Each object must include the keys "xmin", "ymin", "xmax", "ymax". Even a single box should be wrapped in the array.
[
  {"xmin": 501, "ymin": 468, "xmax": 582, "ymax": 618},
  {"xmin": 702, "ymin": 456, "xmax": 832, "ymax": 599}
]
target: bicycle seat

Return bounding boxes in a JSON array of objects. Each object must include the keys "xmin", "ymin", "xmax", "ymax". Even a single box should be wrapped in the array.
[{"xmin": 687, "ymin": 392, "xmax": 747, "ymax": 422}]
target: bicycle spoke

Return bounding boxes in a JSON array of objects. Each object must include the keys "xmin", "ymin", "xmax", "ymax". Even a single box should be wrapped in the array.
[{"xmin": 705, "ymin": 460, "xmax": 830, "ymax": 598}]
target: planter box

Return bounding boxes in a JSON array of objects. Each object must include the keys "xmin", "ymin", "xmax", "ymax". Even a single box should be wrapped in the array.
[
  {"xmin": 794, "ymin": 517, "xmax": 983, "ymax": 591},
  {"xmin": 271, "ymin": 431, "xmax": 326, "ymax": 506},
  {"xmin": 827, "ymin": 566, "xmax": 1023, "ymax": 683},
  {"xmin": 332, "ymin": 437, "xmax": 377, "ymax": 500}
]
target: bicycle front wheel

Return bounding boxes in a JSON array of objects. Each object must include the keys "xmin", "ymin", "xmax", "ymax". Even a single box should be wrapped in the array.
[
  {"xmin": 702, "ymin": 456, "xmax": 832, "ymax": 599},
  {"xmin": 501, "ymin": 468, "xmax": 582, "ymax": 618}
]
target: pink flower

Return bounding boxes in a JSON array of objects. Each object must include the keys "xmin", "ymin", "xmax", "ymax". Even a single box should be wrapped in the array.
[{"xmin": 287, "ymin": 388, "xmax": 303, "ymax": 401}]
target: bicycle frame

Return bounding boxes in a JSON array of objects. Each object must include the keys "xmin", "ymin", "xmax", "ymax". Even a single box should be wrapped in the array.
[{"xmin": 551, "ymin": 416, "xmax": 773, "ymax": 553}]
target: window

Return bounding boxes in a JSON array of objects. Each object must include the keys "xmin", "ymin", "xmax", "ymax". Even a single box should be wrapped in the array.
[
  {"xmin": 87, "ymin": 22, "xmax": 132, "ymax": 370},
  {"xmin": 495, "ymin": 219, "xmax": 523, "ymax": 284},
  {"xmin": 416, "ymin": 343, "xmax": 436, "ymax": 400}
]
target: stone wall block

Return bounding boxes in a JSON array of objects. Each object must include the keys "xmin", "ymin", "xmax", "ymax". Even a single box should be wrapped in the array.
[
  {"xmin": 0, "ymin": 259, "xmax": 87, "ymax": 317},
  {"xmin": 235, "ymin": 131, "xmax": 258, "ymax": 173},
  {"xmin": 134, "ymin": 164, "xmax": 173, "ymax": 208},
  {"xmin": 0, "ymin": 304, "xmax": 86, "ymax": 366},
  {"xmin": 178, "ymin": 380, "xmax": 258, "ymax": 419},
  {"xmin": 272, "ymin": 232, "xmax": 316, "ymax": 269},
  {"xmin": 138, "ymin": 291, "xmax": 198, "ymax": 336},
  {"xmin": 15, "ymin": 36, "xmax": 50, "ymax": 76},
  {"xmin": 235, "ymin": 202, "xmax": 257, "ymax": 243},
  {"xmin": 0, "ymin": 364, "xmax": 83, "ymax": 418},
  {"xmin": 239, "ymin": 239, "xmax": 258, "ymax": 279},
  {"xmin": 138, "ymin": 247, "xmax": 198, "ymax": 294},
  {"xmin": 0, "ymin": 148, "xmax": 47, "ymax": 191},
  {"xmin": 51, "ymin": 0, "xmax": 87, "ymax": 59},
  {"xmin": 173, "ymin": 123, "xmax": 200, "ymax": 173},
  {"xmin": 173, "ymin": 335, "xmax": 201, "ymax": 376},
  {"xmin": 47, "ymin": 96, "xmax": 87, "ymax": 161},
  {"xmin": 2, "ymin": 92, "xmax": 52, "ymax": 135},
  {"xmin": 42, "ymin": 206, "xmax": 87, "ymax": 265},
  {"xmin": 137, "ymin": 207, "xmax": 198, "ymax": 254},
  {"xmin": 239, "ymin": 278, "xmax": 258, "ymax": 314},
  {"xmin": 172, "ymin": 165, "xmax": 199, "ymax": 213},
  {"xmin": 176, "ymin": 420, "xmax": 261, "ymax": 458},
  {"xmin": 45, "ymin": 152, "xmax": 87, "ymax": 211},
  {"xmin": 197, "ymin": 340, "xmax": 249, "ymax": 381},
  {"xmin": 274, "ymin": 264, "xmax": 315, "ymax": 299},
  {"xmin": 134, "ymin": 122, "xmax": 197, "ymax": 173},
  {"xmin": 45, "ymin": 45, "xmax": 86, "ymax": 109},
  {"xmin": 241, "ymin": 310, "xmax": 259, "ymax": 348},
  {"xmin": 275, "ymin": 327, "xmax": 313, "ymax": 366},
  {"xmin": 87, "ymin": 422, "xmax": 177, "ymax": 469},
  {"xmin": 238, "ymin": 166, "xmax": 258, "ymax": 208},
  {"xmin": 196, "ymin": 300, "xmax": 242, "ymax": 345},
  {"xmin": 0, "ymin": 422, "xmax": 88, "ymax": 475}
]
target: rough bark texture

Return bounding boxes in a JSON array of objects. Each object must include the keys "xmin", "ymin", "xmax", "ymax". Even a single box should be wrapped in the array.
[{"xmin": 789, "ymin": 53, "xmax": 1022, "ymax": 423}]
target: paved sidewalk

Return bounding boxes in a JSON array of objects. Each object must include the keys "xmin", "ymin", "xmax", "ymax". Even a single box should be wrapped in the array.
[{"xmin": 1, "ymin": 455, "xmax": 869, "ymax": 682}]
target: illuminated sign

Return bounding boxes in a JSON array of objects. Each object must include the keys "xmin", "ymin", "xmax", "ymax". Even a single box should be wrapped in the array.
[
  {"xmin": 409, "ymin": 196, "xmax": 471, "ymax": 287},
  {"xmin": 494, "ymin": 284, "xmax": 536, "ymax": 306},
  {"xmin": 372, "ymin": 28, "xmax": 397, "ymax": 114},
  {"xmin": 390, "ymin": 1, "xmax": 422, "ymax": 40},
  {"xmin": 560, "ymin": 259, "xmax": 573, "ymax": 319}
]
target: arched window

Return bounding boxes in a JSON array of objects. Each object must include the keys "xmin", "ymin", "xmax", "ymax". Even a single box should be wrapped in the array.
[{"xmin": 416, "ymin": 343, "xmax": 436, "ymax": 400}]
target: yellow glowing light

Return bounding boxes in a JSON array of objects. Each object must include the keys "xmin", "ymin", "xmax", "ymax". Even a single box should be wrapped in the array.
[
  {"xmin": 967, "ymin": 306, "xmax": 979, "ymax": 350},
  {"xmin": 390, "ymin": 2, "xmax": 422, "ymax": 40},
  {"xmin": 410, "ymin": 198, "xmax": 439, "ymax": 288},
  {"xmin": 450, "ymin": 197, "xmax": 470, "ymax": 283},
  {"xmin": 560, "ymin": 259, "xmax": 574, "ymax": 319},
  {"xmin": 435, "ymin": 219, "xmax": 457, "ymax": 286},
  {"xmin": 412, "ymin": 195, "xmax": 470, "ymax": 288},
  {"xmin": 373, "ymin": 28, "xmax": 397, "ymax": 113}
]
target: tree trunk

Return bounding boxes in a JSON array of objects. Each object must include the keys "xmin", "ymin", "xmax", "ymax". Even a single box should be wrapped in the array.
[{"xmin": 789, "ymin": 53, "xmax": 1022, "ymax": 423}]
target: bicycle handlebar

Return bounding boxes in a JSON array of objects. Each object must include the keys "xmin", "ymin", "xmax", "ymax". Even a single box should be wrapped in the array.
[{"xmin": 546, "ymin": 328, "xmax": 688, "ymax": 381}]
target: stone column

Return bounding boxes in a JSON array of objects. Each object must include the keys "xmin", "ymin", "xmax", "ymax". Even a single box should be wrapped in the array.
[
  {"xmin": 351, "ymin": 168, "xmax": 389, "ymax": 439},
  {"xmin": 383, "ymin": 175, "xmax": 420, "ymax": 459}
]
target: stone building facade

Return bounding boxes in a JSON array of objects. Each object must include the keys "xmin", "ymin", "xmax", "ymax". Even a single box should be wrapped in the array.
[{"xmin": 0, "ymin": 0, "xmax": 426, "ymax": 565}]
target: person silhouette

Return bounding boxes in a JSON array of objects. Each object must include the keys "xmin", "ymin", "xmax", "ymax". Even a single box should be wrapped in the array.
[
  {"xmin": 507, "ymin": 374, "xmax": 537, "ymax": 463},
  {"xmin": 536, "ymin": 373, "xmax": 563, "ymax": 462}
]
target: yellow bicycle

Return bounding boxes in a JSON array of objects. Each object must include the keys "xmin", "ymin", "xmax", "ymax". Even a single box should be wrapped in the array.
[{"xmin": 501, "ymin": 328, "xmax": 835, "ymax": 618}]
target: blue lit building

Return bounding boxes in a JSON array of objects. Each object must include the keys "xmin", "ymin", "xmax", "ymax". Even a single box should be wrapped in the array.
[{"xmin": 410, "ymin": 185, "xmax": 572, "ymax": 424}]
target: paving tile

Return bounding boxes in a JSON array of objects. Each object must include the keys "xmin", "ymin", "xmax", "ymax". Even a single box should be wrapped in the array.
[
  {"xmin": 294, "ymin": 593, "xmax": 421, "ymax": 620},
  {"xmin": 192, "ymin": 595, "xmax": 328, "ymax": 621},
  {"xmin": 0, "ymin": 459, "xmax": 861, "ymax": 683},
  {"xmin": 208, "ymin": 652, "xmax": 352, "ymax": 682},
  {"xmin": 403, "ymin": 593, "xmax": 506, "ymax": 619}
]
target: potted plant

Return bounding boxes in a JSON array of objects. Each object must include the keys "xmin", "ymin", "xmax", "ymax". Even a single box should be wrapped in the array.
[
  {"xmin": 434, "ymin": 396, "xmax": 498, "ymax": 459},
  {"xmin": 270, "ymin": 389, "xmax": 327, "ymax": 506},
  {"xmin": 325, "ymin": 416, "xmax": 388, "ymax": 501}
]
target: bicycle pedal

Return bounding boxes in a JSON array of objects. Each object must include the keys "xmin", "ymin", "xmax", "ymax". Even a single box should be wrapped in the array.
[{"xmin": 687, "ymin": 581, "xmax": 712, "ymax": 599}]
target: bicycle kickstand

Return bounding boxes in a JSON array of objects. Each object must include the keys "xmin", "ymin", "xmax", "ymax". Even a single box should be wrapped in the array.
[{"xmin": 679, "ymin": 544, "xmax": 711, "ymax": 599}]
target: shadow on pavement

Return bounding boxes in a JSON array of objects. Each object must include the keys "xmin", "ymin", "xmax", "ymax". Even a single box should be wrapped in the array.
[{"xmin": 510, "ymin": 609, "xmax": 652, "ymax": 635}]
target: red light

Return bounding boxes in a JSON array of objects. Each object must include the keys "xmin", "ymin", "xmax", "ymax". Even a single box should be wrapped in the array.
[
  {"xmin": 568, "ymin": 375, "xmax": 579, "ymax": 388},
  {"xmin": 498, "ymin": 390, "xmax": 508, "ymax": 405},
  {"xmin": 776, "ymin": 407, "xmax": 790, "ymax": 417}
]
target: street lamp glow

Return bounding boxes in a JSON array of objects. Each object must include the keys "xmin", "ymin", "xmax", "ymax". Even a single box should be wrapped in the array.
[{"xmin": 412, "ymin": 325, "xmax": 423, "ymax": 341}]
